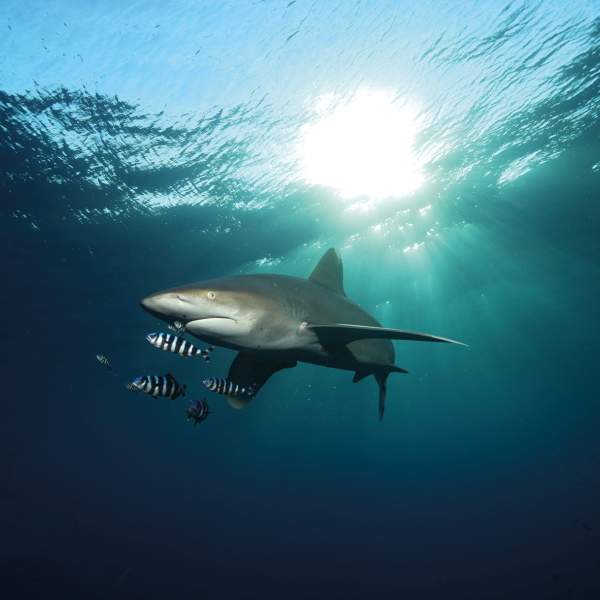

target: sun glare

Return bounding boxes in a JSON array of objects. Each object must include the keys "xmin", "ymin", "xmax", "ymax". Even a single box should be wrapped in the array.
[{"xmin": 299, "ymin": 89, "xmax": 424, "ymax": 201}]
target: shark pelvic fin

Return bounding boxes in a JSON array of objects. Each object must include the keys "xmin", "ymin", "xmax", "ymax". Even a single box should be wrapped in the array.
[
  {"xmin": 226, "ymin": 352, "xmax": 297, "ymax": 410},
  {"xmin": 308, "ymin": 248, "xmax": 345, "ymax": 296},
  {"xmin": 353, "ymin": 365, "xmax": 408, "ymax": 384},
  {"xmin": 307, "ymin": 324, "xmax": 467, "ymax": 346},
  {"xmin": 352, "ymin": 370, "xmax": 370, "ymax": 383}
]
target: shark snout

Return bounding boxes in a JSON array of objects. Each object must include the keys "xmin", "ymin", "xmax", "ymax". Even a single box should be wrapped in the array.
[
  {"xmin": 140, "ymin": 290, "xmax": 200, "ymax": 322},
  {"xmin": 140, "ymin": 295, "xmax": 167, "ymax": 319},
  {"xmin": 140, "ymin": 296, "xmax": 154, "ymax": 313}
]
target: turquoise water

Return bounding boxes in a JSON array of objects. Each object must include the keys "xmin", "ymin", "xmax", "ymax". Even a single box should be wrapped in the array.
[{"xmin": 2, "ymin": 1, "xmax": 600, "ymax": 598}]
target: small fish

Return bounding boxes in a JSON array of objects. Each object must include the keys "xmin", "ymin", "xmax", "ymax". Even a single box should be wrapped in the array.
[
  {"xmin": 167, "ymin": 321, "xmax": 186, "ymax": 334},
  {"xmin": 202, "ymin": 377, "xmax": 256, "ymax": 398},
  {"xmin": 146, "ymin": 332, "xmax": 213, "ymax": 360},
  {"xmin": 96, "ymin": 354, "xmax": 110, "ymax": 368},
  {"xmin": 129, "ymin": 373, "xmax": 186, "ymax": 400},
  {"xmin": 186, "ymin": 399, "xmax": 211, "ymax": 425},
  {"xmin": 125, "ymin": 382, "xmax": 140, "ymax": 392}
]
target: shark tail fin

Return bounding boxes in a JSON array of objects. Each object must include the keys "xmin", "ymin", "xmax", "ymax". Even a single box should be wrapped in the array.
[{"xmin": 375, "ymin": 372, "xmax": 388, "ymax": 421}]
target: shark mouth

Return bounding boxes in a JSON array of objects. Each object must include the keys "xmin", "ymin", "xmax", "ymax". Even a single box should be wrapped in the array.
[{"xmin": 185, "ymin": 317, "xmax": 241, "ymax": 337}]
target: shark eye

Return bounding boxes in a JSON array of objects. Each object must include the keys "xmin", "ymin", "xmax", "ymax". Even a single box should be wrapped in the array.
[{"xmin": 207, "ymin": 291, "xmax": 216, "ymax": 300}]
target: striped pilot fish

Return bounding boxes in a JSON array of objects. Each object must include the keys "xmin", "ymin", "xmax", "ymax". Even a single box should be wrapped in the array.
[
  {"xmin": 129, "ymin": 373, "xmax": 186, "ymax": 400},
  {"xmin": 186, "ymin": 399, "xmax": 211, "ymax": 426},
  {"xmin": 202, "ymin": 377, "xmax": 256, "ymax": 398},
  {"xmin": 96, "ymin": 354, "xmax": 110, "ymax": 368},
  {"xmin": 145, "ymin": 332, "xmax": 213, "ymax": 361}
]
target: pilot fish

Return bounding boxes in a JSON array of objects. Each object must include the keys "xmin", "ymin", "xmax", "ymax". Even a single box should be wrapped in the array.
[
  {"xmin": 96, "ymin": 354, "xmax": 110, "ymax": 368},
  {"xmin": 146, "ymin": 333, "xmax": 213, "ymax": 360},
  {"xmin": 202, "ymin": 377, "xmax": 256, "ymax": 398},
  {"xmin": 129, "ymin": 373, "xmax": 186, "ymax": 400},
  {"xmin": 186, "ymin": 399, "xmax": 211, "ymax": 425},
  {"xmin": 168, "ymin": 320, "xmax": 186, "ymax": 334}
]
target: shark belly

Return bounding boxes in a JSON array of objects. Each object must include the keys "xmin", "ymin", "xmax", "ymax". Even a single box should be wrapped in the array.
[{"xmin": 292, "ymin": 337, "xmax": 395, "ymax": 373}]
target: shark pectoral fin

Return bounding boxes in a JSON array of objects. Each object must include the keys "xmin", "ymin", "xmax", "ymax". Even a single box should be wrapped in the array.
[
  {"xmin": 307, "ymin": 324, "xmax": 467, "ymax": 347},
  {"xmin": 226, "ymin": 352, "xmax": 298, "ymax": 410}
]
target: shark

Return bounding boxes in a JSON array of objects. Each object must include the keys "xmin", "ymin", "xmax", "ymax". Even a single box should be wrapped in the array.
[{"xmin": 140, "ymin": 248, "xmax": 465, "ymax": 419}]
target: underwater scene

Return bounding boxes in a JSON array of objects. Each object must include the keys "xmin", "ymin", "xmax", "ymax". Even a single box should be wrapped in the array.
[{"xmin": 2, "ymin": 1, "xmax": 600, "ymax": 598}]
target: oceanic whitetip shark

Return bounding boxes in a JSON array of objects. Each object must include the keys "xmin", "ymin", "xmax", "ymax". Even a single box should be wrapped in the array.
[{"xmin": 140, "ymin": 249, "xmax": 465, "ymax": 419}]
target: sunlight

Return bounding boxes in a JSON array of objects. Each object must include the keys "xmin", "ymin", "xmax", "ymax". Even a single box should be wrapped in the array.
[{"xmin": 299, "ymin": 89, "xmax": 424, "ymax": 201}]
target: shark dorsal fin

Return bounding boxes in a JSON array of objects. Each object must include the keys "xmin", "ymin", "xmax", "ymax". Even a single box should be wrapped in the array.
[{"xmin": 309, "ymin": 248, "xmax": 345, "ymax": 296}]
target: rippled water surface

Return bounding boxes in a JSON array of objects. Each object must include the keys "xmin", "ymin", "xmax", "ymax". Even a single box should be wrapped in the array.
[{"xmin": 3, "ymin": 1, "xmax": 600, "ymax": 598}]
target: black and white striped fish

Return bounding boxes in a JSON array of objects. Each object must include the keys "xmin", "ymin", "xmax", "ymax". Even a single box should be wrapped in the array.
[
  {"xmin": 125, "ymin": 382, "xmax": 140, "ymax": 392},
  {"xmin": 96, "ymin": 354, "xmax": 111, "ymax": 368},
  {"xmin": 146, "ymin": 332, "xmax": 213, "ymax": 360},
  {"xmin": 186, "ymin": 399, "xmax": 211, "ymax": 425},
  {"xmin": 202, "ymin": 377, "xmax": 256, "ymax": 398},
  {"xmin": 129, "ymin": 373, "xmax": 186, "ymax": 400}
]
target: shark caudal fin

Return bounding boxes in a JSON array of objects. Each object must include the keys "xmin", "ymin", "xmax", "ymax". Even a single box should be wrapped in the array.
[
  {"xmin": 353, "ymin": 367, "xmax": 406, "ymax": 420},
  {"xmin": 374, "ymin": 372, "xmax": 388, "ymax": 421}
]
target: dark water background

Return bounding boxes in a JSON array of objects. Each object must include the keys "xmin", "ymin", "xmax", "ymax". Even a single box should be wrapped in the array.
[{"xmin": 2, "ymin": 1, "xmax": 600, "ymax": 598}]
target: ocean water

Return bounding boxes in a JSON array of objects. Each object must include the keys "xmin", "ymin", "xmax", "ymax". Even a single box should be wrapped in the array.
[{"xmin": 2, "ymin": 1, "xmax": 600, "ymax": 598}]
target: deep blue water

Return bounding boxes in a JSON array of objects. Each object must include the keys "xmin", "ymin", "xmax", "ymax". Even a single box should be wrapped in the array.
[{"xmin": 2, "ymin": 1, "xmax": 600, "ymax": 598}]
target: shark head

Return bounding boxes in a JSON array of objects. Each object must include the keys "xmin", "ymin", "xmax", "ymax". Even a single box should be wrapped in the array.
[{"xmin": 140, "ymin": 278, "xmax": 267, "ymax": 345}]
